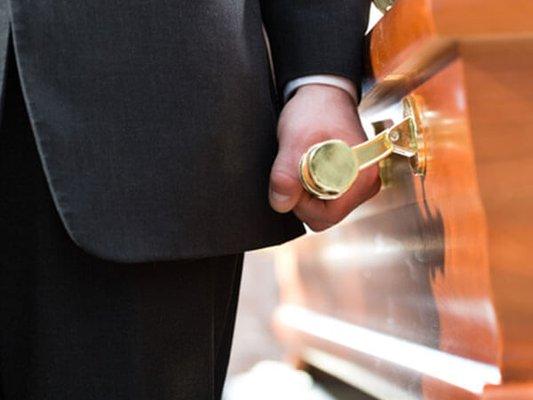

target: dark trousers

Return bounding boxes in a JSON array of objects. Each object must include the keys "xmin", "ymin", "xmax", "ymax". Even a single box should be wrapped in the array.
[{"xmin": 0, "ymin": 50, "xmax": 243, "ymax": 400}]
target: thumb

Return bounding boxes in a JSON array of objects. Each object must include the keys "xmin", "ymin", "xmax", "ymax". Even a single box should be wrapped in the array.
[{"xmin": 269, "ymin": 151, "xmax": 303, "ymax": 213}]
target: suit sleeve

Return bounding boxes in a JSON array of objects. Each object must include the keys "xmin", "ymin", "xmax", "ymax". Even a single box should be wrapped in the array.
[{"xmin": 260, "ymin": 0, "xmax": 371, "ymax": 100}]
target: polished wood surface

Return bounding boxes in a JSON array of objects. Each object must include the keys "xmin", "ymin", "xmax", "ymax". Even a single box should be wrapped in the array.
[
  {"xmin": 361, "ymin": 0, "xmax": 533, "ymax": 112},
  {"xmin": 274, "ymin": 0, "xmax": 533, "ymax": 399}
]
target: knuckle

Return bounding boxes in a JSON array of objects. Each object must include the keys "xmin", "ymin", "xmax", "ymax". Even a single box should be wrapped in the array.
[
  {"xmin": 328, "ymin": 209, "xmax": 346, "ymax": 225},
  {"xmin": 305, "ymin": 220, "xmax": 319, "ymax": 231},
  {"xmin": 362, "ymin": 165, "xmax": 381, "ymax": 186},
  {"xmin": 307, "ymin": 222, "xmax": 329, "ymax": 233},
  {"xmin": 270, "ymin": 169, "xmax": 298, "ymax": 191},
  {"xmin": 370, "ymin": 178, "xmax": 382, "ymax": 197},
  {"xmin": 309, "ymin": 225, "xmax": 322, "ymax": 233}
]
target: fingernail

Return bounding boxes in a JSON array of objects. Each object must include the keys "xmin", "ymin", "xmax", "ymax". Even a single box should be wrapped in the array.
[{"xmin": 270, "ymin": 191, "xmax": 291, "ymax": 204}]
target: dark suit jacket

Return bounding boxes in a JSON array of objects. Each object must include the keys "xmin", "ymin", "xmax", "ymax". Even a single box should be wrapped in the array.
[{"xmin": 0, "ymin": 0, "xmax": 370, "ymax": 262}]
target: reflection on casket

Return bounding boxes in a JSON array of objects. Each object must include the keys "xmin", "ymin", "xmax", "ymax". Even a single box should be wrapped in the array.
[{"xmin": 274, "ymin": 1, "xmax": 533, "ymax": 399}]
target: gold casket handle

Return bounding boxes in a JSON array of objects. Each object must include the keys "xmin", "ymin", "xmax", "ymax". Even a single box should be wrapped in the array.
[{"xmin": 299, "ymin": 96, "xmax": 426, "ymax": 200}]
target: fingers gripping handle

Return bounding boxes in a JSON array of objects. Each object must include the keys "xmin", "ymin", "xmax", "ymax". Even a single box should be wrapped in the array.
[{"xmin": 299, "ymin": 109, "xmax": 425, "ymax": 201}]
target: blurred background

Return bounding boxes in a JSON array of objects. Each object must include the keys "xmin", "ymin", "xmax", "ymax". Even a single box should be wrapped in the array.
[{"xmin": 223, "ymin": 249, "xmax": 376, "ymax": 400}]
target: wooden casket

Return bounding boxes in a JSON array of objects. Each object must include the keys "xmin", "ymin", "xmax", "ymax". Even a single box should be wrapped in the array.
[{"xmin": 273, "ymin": 1, "xmax": 533, "ymax": 399}]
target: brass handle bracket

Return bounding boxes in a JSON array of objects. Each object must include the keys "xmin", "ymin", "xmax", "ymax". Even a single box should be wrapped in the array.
[{"xmin": 300, "ymin": 96, "xmax": 426, "ymax": 200}]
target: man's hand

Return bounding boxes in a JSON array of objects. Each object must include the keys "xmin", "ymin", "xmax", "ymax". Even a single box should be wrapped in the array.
[{"xmin": 269, "ymin": 84, "xmax": 381, "ymax": 231}]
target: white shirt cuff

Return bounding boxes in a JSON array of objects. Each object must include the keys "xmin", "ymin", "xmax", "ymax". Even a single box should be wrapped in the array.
[{"xmin": 283, "ymin": 74, "xmax": 357, "ymax": 103}]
